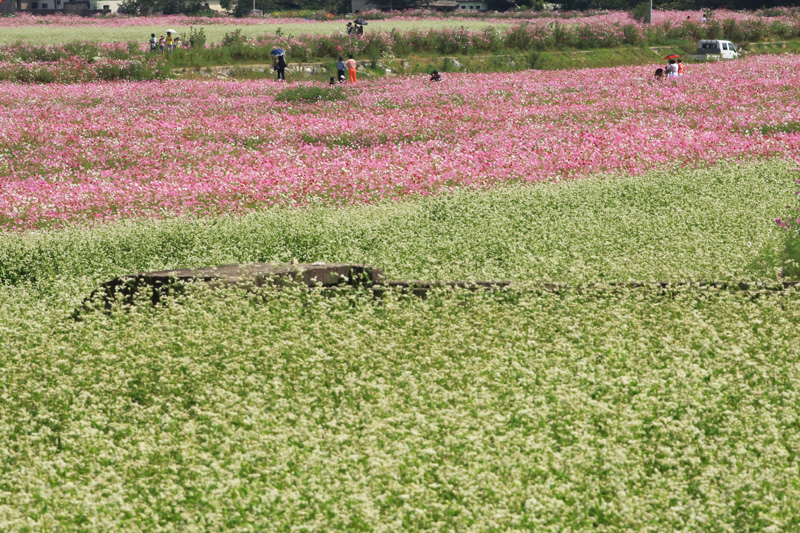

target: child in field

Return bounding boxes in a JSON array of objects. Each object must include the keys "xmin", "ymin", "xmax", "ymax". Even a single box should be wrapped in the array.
[
  {"xmin": 149, "ymin": 33, "xmax": 157, "ymax": 51},
  {"xmin": 158, "ymin": 36, "xmax": 165, "ymax": 52}
]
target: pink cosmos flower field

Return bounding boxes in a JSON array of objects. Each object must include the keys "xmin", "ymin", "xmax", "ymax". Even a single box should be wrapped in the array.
[{"xmin": 1, "ymin": 55, "xmax": 799, "ymax": 231}]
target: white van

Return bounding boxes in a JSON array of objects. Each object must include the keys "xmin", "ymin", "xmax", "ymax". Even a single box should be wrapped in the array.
[{"xmin": 689, "ymin": 40, "xmax": 740, "ymax": 61}]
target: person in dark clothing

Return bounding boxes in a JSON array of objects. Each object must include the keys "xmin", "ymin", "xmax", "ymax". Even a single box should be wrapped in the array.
[
  {"xmin": 337, "ymin": 57, "xmax": 346, "ymax": 82},
  {"xmin": 430, "ymin": 70, "xmax": 442, "ymax": 82},
  {"xmin": 276, "ymin": 54, "xmax": 286, "ymax": 81}
]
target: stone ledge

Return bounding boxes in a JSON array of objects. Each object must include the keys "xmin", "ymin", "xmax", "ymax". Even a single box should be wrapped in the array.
[{"xmin": 89, "ymin": 262, "xmax": 383, "ymax": 308}]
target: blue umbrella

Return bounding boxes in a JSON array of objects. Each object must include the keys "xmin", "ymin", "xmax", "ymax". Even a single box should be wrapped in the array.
[{"xmin": 270, "ymin": 49, "xmax": 285, "ymax": 57}]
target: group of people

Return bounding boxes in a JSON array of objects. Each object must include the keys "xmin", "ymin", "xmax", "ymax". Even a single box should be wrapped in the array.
[
  {"xmin": 654, "ymin": 58, "xmax": 685, "ymax": 80},
  {"xmin": 327, "ymin": 61, "xmax": 442, "ymax": 85},
  {"xmin": 346, "ymin": 22, "xmax": 365, "ymax": 36},
  {"xmin": 149, "ymin": 31, "xmax": 184, "ymax": 52},
  {"xmin": 330, "ymin": 55, "xmax": 359, "ymax": 84}
]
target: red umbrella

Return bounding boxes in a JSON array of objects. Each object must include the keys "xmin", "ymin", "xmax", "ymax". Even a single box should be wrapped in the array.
[{"xmin": 665, "ymin": 54, "xmax": 681, "ymax": 60}]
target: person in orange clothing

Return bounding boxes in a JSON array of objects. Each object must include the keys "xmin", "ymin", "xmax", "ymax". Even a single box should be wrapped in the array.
[{"xmin": 345, "ymin": 55, "xmax": 357, "ymax": 83}]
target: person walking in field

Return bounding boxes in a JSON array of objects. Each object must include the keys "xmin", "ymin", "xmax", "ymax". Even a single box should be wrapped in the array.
[
  {"xmin": 165, "ymin": 31, "xmax": 174, "ymax": 52},
  {"xmin": 276, "ymin": 53, "xmax": 287, "ymax": 81},
  {"xmin": 149, "ymin": 33, "xmax": 158, "ymax": 51},
  {"xmin": 345, "ymin": 55, "xmax": 357, "ymax": 83},
  {"xmin": 158, "ymin": 35, "xmax": 166, "ymax": 52}
]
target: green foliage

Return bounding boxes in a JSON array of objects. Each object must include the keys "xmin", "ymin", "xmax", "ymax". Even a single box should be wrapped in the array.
[
  {"xmin": 630, "ymin": 2, "xmax": 651, "ymax": 23},
  {"xmin": 274, "ymin": 85, "xmax": 348, "ymax": 103},
  {"xmin": 221, "ymin": 28, "xmax": 246, "ymax": 47},
  {"xmin": 526, "ymin": 48, "xmax": 542, "ymax": 68},
  {"xmin": 439, "ymin": 56, "xmax": 461, "ymax": 73},
  {"xmin": 505, "ymin": 22, "xmax": 541, "ymax": 51},
  {"xmin": 760, "ymin": 121, "xmax": 800, "ymax": 135},
  {"xmin": 188, "ymin": 26, "xmax": 207, "ymax": 49}
]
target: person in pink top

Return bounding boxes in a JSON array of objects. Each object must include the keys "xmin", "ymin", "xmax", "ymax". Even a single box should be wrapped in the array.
[{"xmin": 345, "ymin": 55, "xmax": 357, "ymax": 83}]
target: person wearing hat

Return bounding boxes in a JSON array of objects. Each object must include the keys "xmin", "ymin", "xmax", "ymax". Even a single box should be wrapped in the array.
[{"xmin": 430, "ymin": 70, "xmax": 442, "ymax": 82}]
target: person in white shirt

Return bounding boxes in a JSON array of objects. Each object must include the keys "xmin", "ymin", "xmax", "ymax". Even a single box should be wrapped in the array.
[{"xmin": 666, "ymin": 59, "xmax": 679, "ymax": 78}]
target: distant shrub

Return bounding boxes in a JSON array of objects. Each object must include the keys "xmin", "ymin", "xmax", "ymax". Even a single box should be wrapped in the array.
[
  {"xmin": 630, "ymin": 2, "xmax": 650, "ymax": 24},
  {"xmin": 188, "ymin": 26, "xmax": 207, "ymax": 49},
  {"xmin": 221, "ymin": 29, "xmax": 246, "ymax": 47},
  {"xmin": 722, "ymin": 18, "xmax": 747, "ymax": 44},
  {"xmin": 621, "ymin": 24, "xmax": 643, "ymax": 46},
  {"xmin": 274, "ymin": 85, "xmax": 347, "ymax": 103},
  {"xmin": 505, "ymin": 23, "xmax": 539, "ymax": 51}
]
